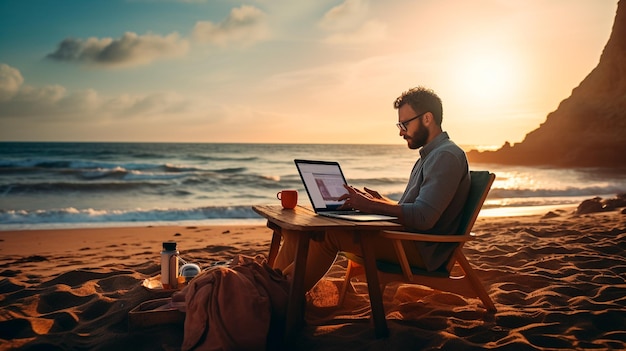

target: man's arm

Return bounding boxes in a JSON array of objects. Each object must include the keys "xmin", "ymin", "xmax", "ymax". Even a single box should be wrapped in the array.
[
  {"xmin": 340, "ymin": 150, "xmax": 467, "ymax": 230},
  {"xmin": 339, "ymin": 185, "xmax": 404, "ymax": 218},
  {"xmin": 399, "ymin": 151, "xmax": 467, "ymax": 230}
]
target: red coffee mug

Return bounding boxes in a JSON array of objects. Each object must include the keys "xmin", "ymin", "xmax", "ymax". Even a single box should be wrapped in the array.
[{"xmin": 277, "ymin": 190, "xmax": 298, "ymax": 209}]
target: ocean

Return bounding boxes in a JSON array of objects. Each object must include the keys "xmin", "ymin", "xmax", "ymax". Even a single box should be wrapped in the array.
[{"xmin": 1, "ymin": 142, "xmax": 624, "ymax": 230}]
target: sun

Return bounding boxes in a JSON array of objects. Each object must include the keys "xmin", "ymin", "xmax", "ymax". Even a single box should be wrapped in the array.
[
  {"xmin": 451, "ymin": 50, "xmax": 522, "ymax": 104},
  {"xmin": 467, "ymin": 57, "xmax": 512, "ymax": 96}
]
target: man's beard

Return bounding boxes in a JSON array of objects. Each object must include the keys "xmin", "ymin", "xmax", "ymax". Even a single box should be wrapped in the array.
[{"xmin": 406, "ymin": 120, "xmax": 429, "ymax": 149}]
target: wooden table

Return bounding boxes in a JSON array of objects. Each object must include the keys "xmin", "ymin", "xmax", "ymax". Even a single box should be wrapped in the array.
[{"xmin": 252, "ymin": 204, "xmax": 403, "ymax": 345}]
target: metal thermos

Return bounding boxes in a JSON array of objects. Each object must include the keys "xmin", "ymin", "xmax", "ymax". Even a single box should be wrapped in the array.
[{"xmin": 161, "ymin": 241, "xmax": 179, "ymax": 289}]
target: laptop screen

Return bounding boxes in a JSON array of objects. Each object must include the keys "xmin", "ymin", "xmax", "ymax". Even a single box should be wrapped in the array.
[{"xmin": 294, "ymin": 159, "xmax": 349, "ymax": 211}]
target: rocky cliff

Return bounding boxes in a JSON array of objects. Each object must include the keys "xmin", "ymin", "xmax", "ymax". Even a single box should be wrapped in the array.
[{"xmin": 467, "ymin": 1, "xmax": 626, "ymax": 168}]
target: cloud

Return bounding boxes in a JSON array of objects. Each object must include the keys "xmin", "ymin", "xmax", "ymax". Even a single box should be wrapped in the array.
[
  {"xmin": 319, "ymin": 0, "xmax": 369, "ymax": 31},
  {"xmin": 0, "ymin": 83, "xmax": 74, "ymax": 118},
  {"xmin": 323, "ymin": 19, "xmax": 386, "ymax": 44},
  {"xmin": 111, "ymin": 91, "xmax": 190, "ymax": 116},
  {"xmin": 0, "ymin": 63, "xmax": 192, "ymax": 120},
  {"xmin": 2, "ymin": 87, "xmax": 189, "ymax": 120},
  {"xmin": 192, "ymin": 5, "xmax": 269, "ymax": 45},
  {"xmin": 0, "ymin": 63, "xmax": 24, "ymax": 102},
  {"xmin": 317, "ymin": 0, "xmax": 385, "ymax": 44},
  {"xmin": 46, "ymin": 32, "xmax": 189, "ymax": 67},
  {"xmin": 44, "ymin": 5, "xmax": 269, "ymax": 69}
]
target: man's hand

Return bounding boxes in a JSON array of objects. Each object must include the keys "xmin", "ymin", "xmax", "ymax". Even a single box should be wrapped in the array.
[
  {"xmin": 365, "ymin": 187, "xmax": 395, "ymax": 203},
  {"xmin": 338, "ymin": 185, "xmax": 376, "ymax": 210},
  {"xmin": 364, "ymin": 187, "xmax": 382, "ymax": 199},
  {"xmin": 338, "ymin": 184, "xmax": 402, "ymax": 219}
]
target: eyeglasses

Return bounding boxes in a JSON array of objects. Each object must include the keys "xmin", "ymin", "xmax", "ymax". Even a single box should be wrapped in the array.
[{"xmin": 396, "ymin": 111, "xmax": 427, "ymax": 131}]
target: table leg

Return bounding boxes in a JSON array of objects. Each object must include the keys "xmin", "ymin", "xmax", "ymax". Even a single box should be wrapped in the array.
[
  {"xmin": 267, "ymin": 225, "xmax": 282, "ymax": 267},
  {"xmin": 360, "ymin": 231, "xmax": 389, "ymax": 338},
  {"xmin": 283, "ymin": 229, "xmax": 311, "ymax": 345}
]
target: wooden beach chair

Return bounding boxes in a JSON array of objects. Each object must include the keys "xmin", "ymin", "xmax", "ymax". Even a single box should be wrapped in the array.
[{"xmin": 338, "ymin": 170, "xmax": 497, "ymax": 312}]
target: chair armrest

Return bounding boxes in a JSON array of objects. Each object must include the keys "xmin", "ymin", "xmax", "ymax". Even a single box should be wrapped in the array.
[{"xmin": 381, "ymin": 230, "xmax": 475, "ymax": 243}]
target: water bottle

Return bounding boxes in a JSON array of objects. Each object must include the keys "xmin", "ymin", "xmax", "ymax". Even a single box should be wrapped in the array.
[{"xmin": 161, "ymin": 241, "xmax": 179, "ymax": 289}]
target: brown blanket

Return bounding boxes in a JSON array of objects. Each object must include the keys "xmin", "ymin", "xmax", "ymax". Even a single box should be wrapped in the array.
[{"xmin": 174, "ymin": 255, "xmax": 290, "ymax": 351}]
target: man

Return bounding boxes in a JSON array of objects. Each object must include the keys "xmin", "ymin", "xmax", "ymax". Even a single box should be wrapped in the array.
[{"xmin": 274, "ymin": 86, "xmax": 470, "ymax": 291}]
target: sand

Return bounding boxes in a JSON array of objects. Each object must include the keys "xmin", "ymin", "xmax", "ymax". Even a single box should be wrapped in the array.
[{"xmin": 1, "ymin": 210, "xmax": 625, "ymax": 350}]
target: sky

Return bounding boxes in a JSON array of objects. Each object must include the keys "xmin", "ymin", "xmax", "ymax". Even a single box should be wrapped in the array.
[{"xmin": 0, "ymin": 0, "xmax": 618, "ymax": 147}]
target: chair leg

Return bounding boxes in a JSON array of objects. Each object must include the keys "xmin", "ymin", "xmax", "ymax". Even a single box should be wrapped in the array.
[
  {"xmin": 455, "ymin": 252, "xmax": 497, "ymax": 312},
  {"xmin": 338, "ymin": 259, "xmax": 364, "ymax": 306},
  {"xmin": 391, "ymin": 239, "xmax": 413, "ymax": 281},
  {"xmin": 338, "ymin": 259, "xmax": 353, "ymax": 306}
]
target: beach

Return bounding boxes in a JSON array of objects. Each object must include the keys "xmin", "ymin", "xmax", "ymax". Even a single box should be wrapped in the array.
[
  {"xmin": 1, "ymin": 207, "xmax": 625, "ymax": 350},
  {"xmin": 1, "ymin": 0, "xmax": 624, "ymax": 349}
]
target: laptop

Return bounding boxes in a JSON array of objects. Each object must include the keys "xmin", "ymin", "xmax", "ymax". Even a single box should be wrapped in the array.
[{"xmin": 294, "ymin": 159, "xmax": 398, "ymax": 222}]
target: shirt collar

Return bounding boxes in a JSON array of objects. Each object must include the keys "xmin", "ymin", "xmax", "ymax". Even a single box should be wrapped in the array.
[{"xmin": 419, "ymin": 131, "xmax": 449, "ymax": 158}]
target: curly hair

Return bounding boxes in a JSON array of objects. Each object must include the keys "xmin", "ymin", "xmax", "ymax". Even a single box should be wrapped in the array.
[{"xmin": 393, "ymin": 86, "xmax": 443, "ymax": 126}]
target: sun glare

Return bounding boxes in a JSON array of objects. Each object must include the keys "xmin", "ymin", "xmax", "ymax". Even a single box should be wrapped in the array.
[
  {"xmin": 467, "ymin": 57, "xmax": 512, "ymax": 96},
  {"xmin": 450, "ymin": 50, "xmax": 522, "ymax": 105}
]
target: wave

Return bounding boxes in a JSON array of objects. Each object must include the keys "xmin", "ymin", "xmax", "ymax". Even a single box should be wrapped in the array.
[
  {"xmin": 0, "ymin": 174, "xmax": 288, "ymax": 196},
  {"xmin": 0, "ymin": 181, "xmax": 170, "ymax": 193},
  {"xmin": 214, "ymin": 167, "xmax": 248, "ymax": 174},
  {"xmin": 1, "ymin": 175, "xmax": 621, "ymax": 200},
  {"xmin": 0, "ymin": 159, "xmax": 205, "ymax": 173},
  {"xmin": 2, "ymin": 142, "xmax": 624, "ymax": 231},
  {"xmin": 186, "ymin": 155, "xmax": 261, "ymax": 163},
  {"xmin": 0, "ymin": 206, "xmax": 262, "ymax": 228},
  {"xmin": 370, "ymin": 185, "xmax": 624, "ymax": 204},
  {"xmin": 0, "ymin": 159, "xmax": 262, "ymax": 186},
  {"xmin": 488, "ymin": 185, "xmax": 624, "ymax": 199}
]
